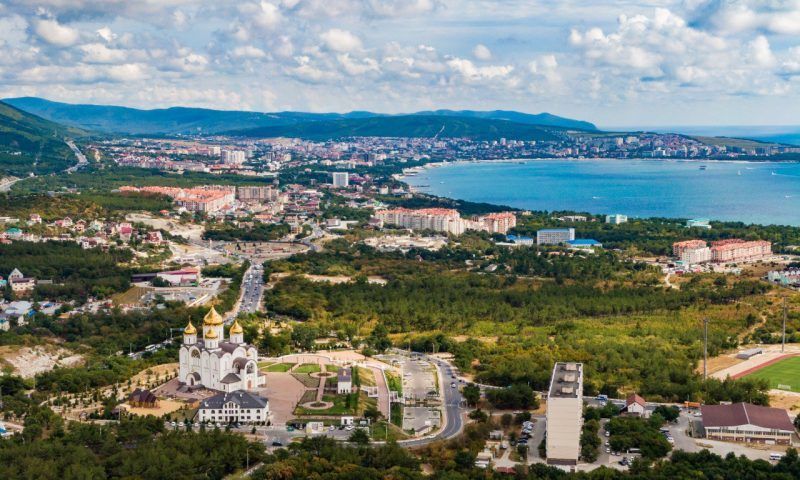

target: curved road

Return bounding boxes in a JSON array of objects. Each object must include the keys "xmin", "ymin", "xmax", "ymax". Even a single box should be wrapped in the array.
[{"xmin": 400, "ymin": 355, "xmax": 464, "ymax": 447}]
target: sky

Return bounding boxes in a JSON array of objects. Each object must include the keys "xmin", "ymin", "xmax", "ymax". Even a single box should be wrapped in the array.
[{"xmin": 1, "ymin": 0, "xmax": 800, "ymax": 127}]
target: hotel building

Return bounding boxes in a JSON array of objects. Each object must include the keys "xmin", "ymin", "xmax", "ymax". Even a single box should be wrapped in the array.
[
  {"xmin": 710, "ymin": 239, "xmax": 772, "ymax": 263},
  {"xmin": 536, "ymin": 228, "xmax": 575, "ymax": 245},
  {"xmin": 120, "ymin": 186, "xmax": 235, "ymax": 213}
]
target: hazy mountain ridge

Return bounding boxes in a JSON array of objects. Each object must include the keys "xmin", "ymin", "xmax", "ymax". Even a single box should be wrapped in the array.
[{"xmin": 3, "ymin": 97, "xmax": 597, "ymax": 136}]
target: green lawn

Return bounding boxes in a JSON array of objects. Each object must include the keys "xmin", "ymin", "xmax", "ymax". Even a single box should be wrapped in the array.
[
  {"xmin": 294, "ymin": 363, "xmax": 322, "ymax": 374},
  {"xmin": 264, "ymin": 363, "xmax": 295, "ymax": 372},
  {"xmin": 744, "ymin": 356, "xmax": 800, "ymax": 392}
]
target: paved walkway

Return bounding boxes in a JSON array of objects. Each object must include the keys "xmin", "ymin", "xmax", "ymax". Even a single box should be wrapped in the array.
[
  {"xmin": 315, "ymin": 365, "xmax": 327, "ymax": 402},
  {"xmin": 269, "ymin": 352, "xmax": 391, "ymax": 418}
]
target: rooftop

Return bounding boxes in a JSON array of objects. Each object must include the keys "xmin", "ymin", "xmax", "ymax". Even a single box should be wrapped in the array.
[
  {"xmin": 548, "ymin": 362, "xmax": 583, "ymax": 399},
  {"xmin": 701, "ymin": 402, "xmax": 794, "ymax": 431}
]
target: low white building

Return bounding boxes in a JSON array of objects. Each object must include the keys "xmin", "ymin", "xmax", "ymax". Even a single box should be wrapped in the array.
[
  {"xmin": 605, "ymin": 214, "xmax": 628, "ymax": 224},
  {"xmin": 197, "ymin": 390, "xmax": 269, "ymax": 424},
  {"xmin": 337, "ymin": 367, "xmax": 353, "ymax": 394}
]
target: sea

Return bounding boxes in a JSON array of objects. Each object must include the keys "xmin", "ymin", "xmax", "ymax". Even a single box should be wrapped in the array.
[{"xmin": 403, "ymin": 159, "xmax": 800, "ymax": 226}]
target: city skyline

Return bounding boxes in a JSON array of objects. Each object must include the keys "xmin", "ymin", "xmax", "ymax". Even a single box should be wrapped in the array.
[{"xmin": 2, "ymin": 1, "xmax": 800, "ymax": 127}]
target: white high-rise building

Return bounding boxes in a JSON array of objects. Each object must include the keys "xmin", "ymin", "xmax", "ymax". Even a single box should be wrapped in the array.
[
  {"xmin": 222, "ymin": 150, "xmax": 246, "ymax": 165},
  {"xmin": 546, "ymin": 362, "xmax": 584, "ymax": 470},
  {"xmin": 332, "ymin": 172, "xmax": 350, "ymax": 188},
  {"xmin": 536, "ymin": 228, "xmax": 575, "ymax": 245}
]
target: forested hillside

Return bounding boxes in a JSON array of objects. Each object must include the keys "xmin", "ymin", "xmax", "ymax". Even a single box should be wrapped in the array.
[{"xmin": 0, "ymin": 101, "xmax": 85, "ymax": 177}]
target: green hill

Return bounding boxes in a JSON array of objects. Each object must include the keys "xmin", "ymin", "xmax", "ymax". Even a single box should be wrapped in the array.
[
  {"xmin": 0, "ymin": 101, "xmax": 86, "ymax": 177},
  {"xmin": 224, "ymin": 115, "xmax": 573, "ymax": 141},
  {"xmin": 3, "ymin": 97, "xmax": 597, "ymax": 135}
]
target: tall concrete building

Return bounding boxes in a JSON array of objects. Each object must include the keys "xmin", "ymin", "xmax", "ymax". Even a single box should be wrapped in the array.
[
  {"xmin": 546, "ymin": 362, "xmax": 583, "ymax": 470},
  {"xmin": 536, "ymin": 228, "xmax": 575, "ymax": 245},
  {"xmin": 332, "ymin": 172, "xmax": 350, "ymax": 188}
]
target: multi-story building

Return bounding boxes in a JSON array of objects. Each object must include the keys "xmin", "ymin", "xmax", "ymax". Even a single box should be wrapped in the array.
[
  {"xmin": 710, "ymin": 239, "xmax": 771, "ymax": 263},
  {"xmin": 605, "ymin": 214, "xmax": 628, "ymax": 224},
  {"xmin": 332, "ymin": 172, "xmax": 350, "ymax": 188},
  {"xmin": 536, "ymin": 228, "xmax": 575, "ymax": 245},
  {"xmin": 197, "ymin": 390, "xmax": 270, "ymax": 424},
  {"xmin": 236, "ymin": 186, "xmax": 278, "ymax": 203},
  {"xmin": 546, "ymin": 362, "xmax": 583, "ymax": 470},
  {"xmin": 477, "ymin": 212, "xmax": 517, "ymax": 234},
  {"xmin": 673, "ymin": 240, "xmax": 712, "ymax": 264},
  {"xmin": 375, "ymin": 208, "xmax": 466, "ymax": 235},
  {"xmin": 120, "ymin": 186, "xmax": 235, "ymax": 213},
  {"xmin": 222, "ymin": 150, "xmax": 246, "ymax": 165}
]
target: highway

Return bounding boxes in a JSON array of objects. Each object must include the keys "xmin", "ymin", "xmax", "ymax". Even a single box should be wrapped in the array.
[
  {"xmin": 65, "ymin": 140, "xmax": 88, "ymax": 173},
  {"xmin": 237, "ymin": 263, "xmax": 265, "ymax": 316}
]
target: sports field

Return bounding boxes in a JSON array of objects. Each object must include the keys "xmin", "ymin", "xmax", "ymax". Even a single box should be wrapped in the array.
[{"xmin": 744, "ymin": 356, "xmax": 800, "ymax": 392}]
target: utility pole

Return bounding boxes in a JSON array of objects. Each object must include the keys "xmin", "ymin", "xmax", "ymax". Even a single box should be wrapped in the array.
[
  {"xmin": 703, "ymin": 318, "xmax": 709, "ymax": 381},
  {"xmin": 782, "ymin": 296, "xmax": 787, "ymax": 354}
]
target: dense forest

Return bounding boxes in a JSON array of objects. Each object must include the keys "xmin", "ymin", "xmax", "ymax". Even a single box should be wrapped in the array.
[
  {"xmin": 0, "ymin": 192, "xmax": 172, "ymax": 220},
  {"xmin": 0, "ymin": 241, "xmax": 134, "ymax": 300},
  {"xmin": 0, "ymin": 416, "xmax": 264, "ymax": 479},
  {"xmin": 263, "ymin": 240, "xmax": 772, "ymax": 402}
]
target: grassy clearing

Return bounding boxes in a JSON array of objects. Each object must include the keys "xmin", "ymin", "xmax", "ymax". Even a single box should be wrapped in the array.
[
  {"xmin": 264, "ymin": 363, "xmax": 295, "ymax": 372},
  {"xmin": 370, "ymin": 420, "xmax": 410, "ymax": 441},
  {"xmin": 744, "ymin": 356, "xmax": 800, "ymax": 392},
  {"xmin": 356, "ymin": 366, "xmax": 375, "ymax": 387},
  {"xmin": 294, "ymin": 363, "xmax": 322, "ymax": 374}
]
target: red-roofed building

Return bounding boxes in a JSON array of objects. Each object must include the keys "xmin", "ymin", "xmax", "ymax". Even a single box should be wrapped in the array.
[
  {"xmin": 620, "ymin": 393, "xmax": 648, "ymax": 417},
  {"xmin": 701, "ymin": 402, "xmax": 795, "ymax": 445}
]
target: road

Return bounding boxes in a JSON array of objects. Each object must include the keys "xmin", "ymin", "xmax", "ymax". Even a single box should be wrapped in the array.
[
  {"xmin": 236, "ymin": 263, "xmax": 265, "ymax": 316},
  {"xmin": 65, "ymin": 140, "xmax": 88, "ymax": 173},
  {"xmin": 400, "ymin": 355, "xmax": 464, "ymax": 447}
]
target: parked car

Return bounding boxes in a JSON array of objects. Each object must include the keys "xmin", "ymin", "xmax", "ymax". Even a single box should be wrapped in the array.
[{"xmin": 271, "ymin": 440, "xmax": 283, "ymax": 447}]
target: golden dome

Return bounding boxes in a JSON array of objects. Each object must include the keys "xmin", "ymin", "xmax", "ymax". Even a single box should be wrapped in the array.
[
  {"xmin": 184, "ymin": 321, "xmax": 197, "ymax": 335},
  {"xmin": 204, "ymin": 327, "xmax": 218, "ymax": 339},
  {"xmin": 203, "ymin": 306, "xmax": 223, "ymax": 326},
  {"xmin": 230, "ymin": 320, "xmax": 243, "ymax": 335}
]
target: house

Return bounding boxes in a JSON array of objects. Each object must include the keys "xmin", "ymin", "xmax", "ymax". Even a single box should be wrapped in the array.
[
  {"xmin": 28, "ymin": 214, "xmax": 42, "ymax": 225},
  {"xmin": 337, "ymin": 367, "xmax": 353, "ymax": 394},
  {"xmin": 620, "ymin": 393, "xmax": 648, "ymax": 417},
  {"xmin": 197, "ymin": 390, "xmax": 269, "ymax": 424},
  {"xmin": 701, "ymin": 402, "xmax": 795, "ymax": 445},
  {"xmin": 0, "ymin": 318, "xmax": 9, "ymax": 332},
  {"xmin": 8, "ymin": 269, "xmax": 24, "ymax": 282},
  {"xmin": 9, "ymin": 272, "xmax": 36, "ymax": 295},
  {"xmin": 128, "ymin": 388, "xmax": 159, "ymax": 408}
]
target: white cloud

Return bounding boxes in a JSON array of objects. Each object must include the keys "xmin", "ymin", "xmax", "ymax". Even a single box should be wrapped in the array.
[
  {"xmin": 33, "ymin": 17, "xmax": 80, "ymax": 46},
  {"xmin": 232, "ymin": 45, "xmax": 267, "ymax": 59},
  {"xmin": 96, "ymin": 26, "xmax": 116, "ymax": 43},
  {"xmin": 446, "ymin": 57, "xmax": 514, "ymax": 81},
  {"xmin": 473, "ymin": 44, "xmax": 491, "ymax": 61},
  {"xmin": 108, "ymin": 63, "xmax": 148, "ymax": 82},
  {"xmin": 319, "ymin": 28, "xmax": 362, "ymax": 53},
  {"xmin": 80, "ymin": 43, "xmax": 127, "ymax": 63}
]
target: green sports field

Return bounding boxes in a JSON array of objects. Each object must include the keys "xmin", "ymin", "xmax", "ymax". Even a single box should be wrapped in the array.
[{"xmin": 744, "ymin": 356, "xmax": 800, "ymax": 392}]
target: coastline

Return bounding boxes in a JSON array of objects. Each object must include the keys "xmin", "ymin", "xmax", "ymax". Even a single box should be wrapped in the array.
[{"xmin": 396, "ymin": 157, "xmax": 800, "ymax": 226}]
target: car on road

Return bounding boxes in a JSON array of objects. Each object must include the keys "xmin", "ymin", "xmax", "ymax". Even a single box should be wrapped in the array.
[
  {"xmin": 450, "ymin": 382, "xmax": 456, "ymax": 388},
  {"xmin": 271, "ymin": 441, "xmax": 283, "ymax": 447}
]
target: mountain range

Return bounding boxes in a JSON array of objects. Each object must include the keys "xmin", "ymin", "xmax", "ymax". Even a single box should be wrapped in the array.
[{"xmin": 2, "ymin": 97, "xmax": 597, "ymax": 136}]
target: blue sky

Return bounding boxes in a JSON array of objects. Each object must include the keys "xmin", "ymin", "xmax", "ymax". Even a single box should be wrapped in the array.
[{"xmin": 1, "ymin": 0, "xmax": 800, "ymax": 127}]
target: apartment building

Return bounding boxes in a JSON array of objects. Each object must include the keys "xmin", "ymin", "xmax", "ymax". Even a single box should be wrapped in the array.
[
  {"xmin": 236, "ymin": 186, "xmax": 278, "ymax": 203},
  {"xmin": 710, "ymin": 239, "xmax": 772, "ymax": 263},
  {"xmin": 477, "ymin": 212, "xmax": 517, "ymax": 234},
  {"xmin": 536, "ymin": 228, "xmax": 575, "ymax": 245},
  {"xmin": 546, "ymin": 362, "xmax": 583, "ymax": 470},
  {"xmin": 375, "ymin": 208, "xmax": 466, "ymax": 235}
]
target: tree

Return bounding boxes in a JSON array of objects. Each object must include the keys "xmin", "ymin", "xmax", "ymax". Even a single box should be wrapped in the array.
[
  {"xmin": 462, "ymin": 383, "xmax": 480, "ymax": 407},
  {"xmin": 363, "ymin": 406, "xmax": 382, "ymax": 423},
  {"xmin": 367, "ymin": 324, "xmax": 392, "ymax": 353},
  {"xmin": 653, "ymin": 405, "xmax": 680, "ymax": 423},
  {"xmin": 349, "ymin": 428, "xmax": 370, "ymax": 444}
]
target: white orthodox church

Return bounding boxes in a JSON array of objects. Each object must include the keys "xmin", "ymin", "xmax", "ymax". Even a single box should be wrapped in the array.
[{"xmin": 178, "ymin": 307, "xmax": 266, "ymax": 392}]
